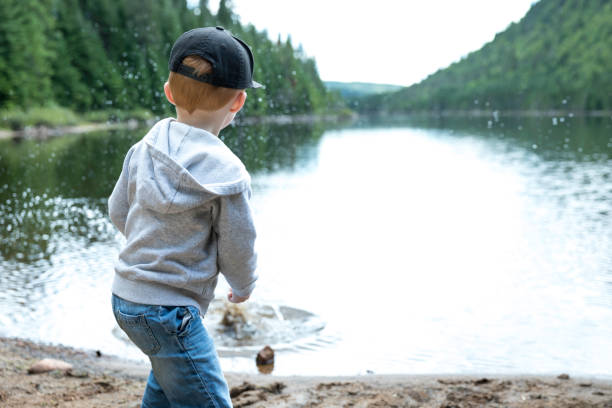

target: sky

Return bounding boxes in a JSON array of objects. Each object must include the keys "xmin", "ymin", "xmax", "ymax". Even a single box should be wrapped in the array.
[{"xmin": 203, "ymin": 0, "xmax": 537, "ymax": 87}]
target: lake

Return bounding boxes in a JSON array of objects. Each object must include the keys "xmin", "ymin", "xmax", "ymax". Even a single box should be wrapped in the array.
[{"xmin": 0, "ymin": 115, "xmax": 611, "ymax": 377}]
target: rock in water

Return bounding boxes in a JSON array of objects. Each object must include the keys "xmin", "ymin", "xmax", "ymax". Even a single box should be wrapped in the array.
[
  {"xmin": 256, "ymin": 345, "xmax": 274, "ymax": 365},
  {"xmin": 28, "ymin": 358, "xmax": 73, "ymax": 374}
]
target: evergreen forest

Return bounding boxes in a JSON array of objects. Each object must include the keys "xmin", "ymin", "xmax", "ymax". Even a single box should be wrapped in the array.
[
  {"xmin": 0, "ymin": 0, "xmax": 343, "ymax": 127},
  {"xmin": 359, "ymin": 0, "xmax": 612, "ymax": 114}
]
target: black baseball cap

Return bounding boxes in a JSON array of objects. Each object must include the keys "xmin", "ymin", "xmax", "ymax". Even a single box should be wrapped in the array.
[{"xmin": 169, "ymin": 26, "xmax": 263, "ymax": 89}]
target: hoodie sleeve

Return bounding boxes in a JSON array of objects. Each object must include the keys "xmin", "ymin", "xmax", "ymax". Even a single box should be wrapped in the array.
[
  {"xmin": 214, "ymin": 187, "xmax": 258, "ymax": 298},
  {"xmin": 108, "ymin": 147, "xmax": 134, "ymax": 236}
]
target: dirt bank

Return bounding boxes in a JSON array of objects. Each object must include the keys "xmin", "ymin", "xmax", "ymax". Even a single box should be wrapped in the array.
[{"xmin": 1, "ymin": 337, "xmax": 611, "ymax": 407}]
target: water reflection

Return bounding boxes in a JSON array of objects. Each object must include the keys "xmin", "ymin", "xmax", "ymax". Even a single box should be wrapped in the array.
[
  {"xmin": 358, "ymin": 114, "xmax": 612, "ymax": 162},
  {"xmin": 356, "ymin": 114, "xmax": 611, "ymax": 235},
  {"xmin": 0, "ymin": 116, "xmax": 611, "ymax": 376},
  {"xmin": 0, "ymin": 122, "xmax": 325, "ymax": 263},
  {"xmin": 221, "ymin": 122, "xmax": 326, "ymax": 173},
  {"xmin": 0, "ymin": 193, "xmax": 113, "ymax": 263},
  {"xmin": 0, "ymin": 121, "xmax": 328, "ymax": 361}
]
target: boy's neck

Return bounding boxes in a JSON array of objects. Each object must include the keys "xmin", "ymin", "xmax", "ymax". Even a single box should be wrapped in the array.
[{"xmin": 175, "ymin": 108, "xmax": 224, "ymax": 136}]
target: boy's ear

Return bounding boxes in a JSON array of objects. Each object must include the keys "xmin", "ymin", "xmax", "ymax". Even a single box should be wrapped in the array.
[
  {"xmin": 228, "ymin": 91, "xmax": 246, "ymax": 113},
  {"xmin": 163, "ymin": 81, "xmax": 175, "ymax": 105}
]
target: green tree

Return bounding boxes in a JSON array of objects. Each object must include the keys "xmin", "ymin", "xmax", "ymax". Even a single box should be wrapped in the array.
[
  {"xmin": 360, "ymin": 0, "xmax": 612, "ymax": 113},
  {"xmin": 0, "ymin": 0, "xmax": 343, "ymax": 117},
  {"xmin": 0, "ymin": 0, "xmax": 54, "ymax": 108},
  {"xmin": 217, "ymin": 0, "xmax": 236, "ymax": 28}
]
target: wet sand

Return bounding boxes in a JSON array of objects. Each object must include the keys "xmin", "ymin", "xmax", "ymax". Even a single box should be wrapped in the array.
[{"xmin": 1, "ymin": 336, "xmax": 611, "ymax": 407}]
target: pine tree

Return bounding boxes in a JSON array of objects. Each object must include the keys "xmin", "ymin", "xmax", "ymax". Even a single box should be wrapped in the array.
[
  {"xmin": 0, "ymin": 0, "xmax": 341, "ymax": 116},
  {"xmin": 0, "ymin": 0, "xmax": 54, "ymax": 109},
  {"xmin": 198, "ymin": 0, "xmax": 214, "ymax": 25},
  {"xmin": 217, "ymin": 0, "xmax": 236, "ymax": 28},
  {"xmin": 51, "ymin": 0, "xmax": 122, "ymax": 111}
]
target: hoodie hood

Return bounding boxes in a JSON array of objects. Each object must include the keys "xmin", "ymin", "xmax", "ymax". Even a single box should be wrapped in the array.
[{"xmin": 134, "ymin": 118, "xmax": 250, "ymax": 214}]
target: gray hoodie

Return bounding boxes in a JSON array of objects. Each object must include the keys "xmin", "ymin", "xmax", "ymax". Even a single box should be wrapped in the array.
[{"xmin": 108, "ymin": 118, "xmax": 257, "ymax": 314}]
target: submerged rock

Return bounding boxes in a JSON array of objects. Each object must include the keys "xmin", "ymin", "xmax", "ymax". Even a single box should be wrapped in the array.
[{"xmin": 257, "ymin": 363, "xmax": 274, "ymax": 374}]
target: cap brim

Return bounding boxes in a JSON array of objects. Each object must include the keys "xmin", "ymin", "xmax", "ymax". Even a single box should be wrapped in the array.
[{"xmin": 250, "ymin": 80, "xmax": 264, "ymax": 89}]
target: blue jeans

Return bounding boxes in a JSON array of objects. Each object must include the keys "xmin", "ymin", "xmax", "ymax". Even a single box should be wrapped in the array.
[{"xmin": 111, "ymin": 294, "xmax": 232, "ymax": 408}]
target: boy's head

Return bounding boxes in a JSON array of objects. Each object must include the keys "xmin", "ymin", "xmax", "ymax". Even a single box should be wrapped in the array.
[{"xmin": 166, "ymin": 27, "xmax": 261, "ymax": 114}]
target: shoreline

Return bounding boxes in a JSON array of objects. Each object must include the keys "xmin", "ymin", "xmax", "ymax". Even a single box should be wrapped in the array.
[
  {"xmin": 0, "ymin": 120, "xmax": 145, "ymax": 141},
  {"xmin": 0, "ymin": 112, "xmax": 356, "ymax": 142},
  {"xmin": 1, "ymin": 336, "xmax": 611, "ymax": 407},
  {"xmin": 362, "ymin": 109, "xmax": 612, "ymax": 118},
  {"xmin": 4, "ymin": 107, "xmax": 610, "ymax": 141}
]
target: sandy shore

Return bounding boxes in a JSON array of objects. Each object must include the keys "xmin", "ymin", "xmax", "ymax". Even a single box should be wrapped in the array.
[{"xmin": 1, "ymin": 337, "xmax": 611, "ymax": 407}]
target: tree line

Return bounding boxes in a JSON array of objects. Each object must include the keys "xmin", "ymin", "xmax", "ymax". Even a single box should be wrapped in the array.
[
  {"xmin": 358, "ymin": 0, "xmax": 612, "ymax": 114},
  {"xmin": 0, "ymin": 0, "xmax": 343, "ymax": 118}
]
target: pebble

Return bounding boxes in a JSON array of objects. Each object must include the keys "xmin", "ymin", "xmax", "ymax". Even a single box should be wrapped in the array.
[{"xmin": 67, "ymin": 369, "xmax": 89, "ymax": 378}]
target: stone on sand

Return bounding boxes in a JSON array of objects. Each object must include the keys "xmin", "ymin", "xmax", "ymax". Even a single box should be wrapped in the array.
[{"xmin": 28, "ymin": 358, "xmax": 73, "ymax": 374}]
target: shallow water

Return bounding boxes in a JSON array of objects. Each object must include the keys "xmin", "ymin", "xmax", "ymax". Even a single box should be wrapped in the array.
[{"xmin": 0, "ymin": 116, "xmax": 611, "ymax": 377}]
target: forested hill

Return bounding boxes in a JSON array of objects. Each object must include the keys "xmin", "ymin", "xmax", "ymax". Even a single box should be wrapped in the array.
[
  {"xmin": 324, "ymin": 81, "xmax": 403, "ymax": 99},
  {"xmin": 360, "ymin": 0, "xmax": 612, "ymax": 114},
  {"xmin": 0, "ymin": 0, "xmax": 342, "ymax": 118}
]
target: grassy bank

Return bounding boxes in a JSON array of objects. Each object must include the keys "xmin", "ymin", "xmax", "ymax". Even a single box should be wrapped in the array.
[
  {"xmin": 0, "ymin": 106, "xmax": 155, "ymax": 131},
  {"xmin": 0, "ymin": 106, "xmax": 356, "ymax": 141}
]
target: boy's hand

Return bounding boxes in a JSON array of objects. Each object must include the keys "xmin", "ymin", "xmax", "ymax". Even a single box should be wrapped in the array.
[{"xmin": 227, "ymin": 289, "xmax": 249, "ymax": 304}]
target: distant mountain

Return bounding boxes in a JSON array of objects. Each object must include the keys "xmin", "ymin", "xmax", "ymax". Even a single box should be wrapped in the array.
[
  {"xmin": 325, "ymin": 81, "xmax": 403, "ymax": 99},
  {"xmin": 360, "ymin": 0, "xmax": 612, "ymax": 113}
]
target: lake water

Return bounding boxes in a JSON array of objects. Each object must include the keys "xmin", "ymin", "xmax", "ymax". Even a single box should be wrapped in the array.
[{"xmin": 0, "ymin": 115, "xmax": 611, "ymax": 377}]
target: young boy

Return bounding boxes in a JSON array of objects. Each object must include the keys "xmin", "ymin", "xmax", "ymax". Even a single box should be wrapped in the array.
[{"xmin": 108, "ymin": 26, "xmax": 260, "ymax": 407}]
